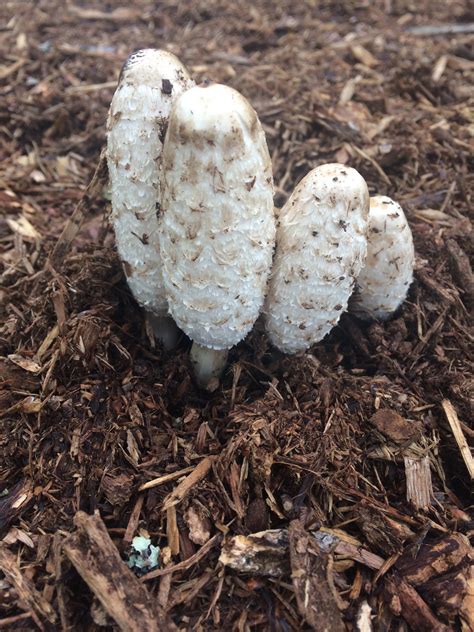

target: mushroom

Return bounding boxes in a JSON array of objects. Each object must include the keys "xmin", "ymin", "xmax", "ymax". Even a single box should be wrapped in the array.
[
  {"xmin": 159, "ymin": 84, "xmax": 275, "ymax": 388},
  {"xmin": 106, "ymin": 49, "xmax": 194, "ymax": 349},
  {"xmin": 349, "ymin": 195, "xmax": 414, "ymax": 320},
  {"xmin": 264, "ymin": 163, "xmax": 369, "ymax": 354}
]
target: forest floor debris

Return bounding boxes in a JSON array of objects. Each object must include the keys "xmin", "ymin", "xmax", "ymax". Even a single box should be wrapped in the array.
[{"xmin": 1, "ymin": 1, "xmax": 473, "ymax": 630}]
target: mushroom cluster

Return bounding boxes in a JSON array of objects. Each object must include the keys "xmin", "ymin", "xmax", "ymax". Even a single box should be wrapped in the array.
[{"xmin": 107, "ymin": 49, "xmax": 414, "ymax": 389}]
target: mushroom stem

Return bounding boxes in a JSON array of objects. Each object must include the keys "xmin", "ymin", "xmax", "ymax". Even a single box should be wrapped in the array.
[
  {"xmin": 148, "ymin": 314, "xmax": 180, "ymax": 351},
  {"xmin": 190, "ymin": 343, "xmax": 228, "ymax": 390}
]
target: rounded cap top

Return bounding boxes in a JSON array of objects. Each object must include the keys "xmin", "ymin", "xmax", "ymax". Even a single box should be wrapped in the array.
[
  {"xmin": 119, "ymin": 48, "xmax": 191, "ymax": 87},
  {"xmin": 170, "ymin": 83, "xmax": 259, "ymax": 138}
]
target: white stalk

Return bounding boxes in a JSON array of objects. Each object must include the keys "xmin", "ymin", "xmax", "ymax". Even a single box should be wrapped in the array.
[{"xmin": 190, "ymin": 344, "xmax": 229, "ymax": 391}]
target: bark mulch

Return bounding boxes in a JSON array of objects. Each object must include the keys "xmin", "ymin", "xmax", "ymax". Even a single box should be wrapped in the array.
[{"xmin": 1, "ymin": 1, "xmax": 473, "ymax": 630}]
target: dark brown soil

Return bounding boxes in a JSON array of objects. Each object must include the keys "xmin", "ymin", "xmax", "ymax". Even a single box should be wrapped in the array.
[{"xmin": 1, "ymin": 1, "xmax": 473, "ymax": 630}]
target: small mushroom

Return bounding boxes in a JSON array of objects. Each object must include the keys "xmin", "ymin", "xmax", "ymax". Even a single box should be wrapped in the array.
[
  {"xmin": 106, "ymin": 49, "xmax": 194, "ymax": 348},
  {"xmin": 264, "ymin": 163, "xmax": 369, "ymax": 354},
  {"xmin": 159, "ymin": 84, "xmax": 275, "ymax": 388},
  {"xmin": 349, "ymin": 195, "xmax": 414, "ymax": 320}
]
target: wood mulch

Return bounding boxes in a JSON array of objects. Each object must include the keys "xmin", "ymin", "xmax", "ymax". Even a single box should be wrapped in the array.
[{"xmin": 0, "ymin": 1, "xmax": 473, "ymax": 630}]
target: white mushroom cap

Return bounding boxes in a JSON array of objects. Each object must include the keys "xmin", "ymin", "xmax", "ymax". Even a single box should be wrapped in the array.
[
  {"xmin": 265, "ymin": 163, "xmax": 369, "ymax": 354},
  {"xmin": 350, "ymin": 195, "xmax": 414, "ymax": 320},
  {"xmin": 118, "ymin": 49, "xmax": 190, "ymax": 87},
  {"xmin": 159, "ymin": 84, "xmax": 275, "ymax": 351},
  {"xmin": 106, "ymin": 49, "xmax": 194, "ymax": 315}
]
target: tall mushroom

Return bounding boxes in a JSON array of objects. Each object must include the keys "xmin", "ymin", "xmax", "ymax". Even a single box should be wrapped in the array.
[
  {"xmin": 106, "ymin": 49, "xmax": 194, "ymax": 348},
  {"xmin": 349, "ymin": 195, "xmax": 414, "ymax": 320},
  {"xmin": 159, "ymin": 84, "xmax": 275, "ymax": 388},
  {"xmin": 265, "ymin": 163, "xmax": 369, "ymax": 354}
]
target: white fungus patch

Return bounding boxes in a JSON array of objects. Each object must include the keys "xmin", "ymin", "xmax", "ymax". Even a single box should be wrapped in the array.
[
  {"xmin": 126, "ymin": 535, "xmax": 160, "ymax": 576},
  {"xmin": 265, "ymin": 163, "xmax": 369, "ymax": 354},
  {"xmin": 106, "ymin": 49, "xmax": 194, "ymax": 315},
  {"xmin": 159, "ymin": 84, "xmax": 275, "ymax": 350},
  {"xmin": 350, "ymin": 195, "xmax": 414, "ymax": 320}
]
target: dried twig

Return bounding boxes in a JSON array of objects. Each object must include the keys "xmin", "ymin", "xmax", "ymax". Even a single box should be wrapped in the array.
[
  {"xmin": 441, "ymin": 400, "xmax": 474, "ymax": 479},
  {"xmin": 142, "ymin": 534, "xmax": 221, "ymax": 581},
  {"xmin": 0, "ymin": 612, "xmax": 36, "ymax": 628},
  {"xmin": 385, "ymin": 575, "xmax": 451, "ymax": 632},
  {"xmin": 406, "ymin": 23, "xmax": 474, "ymax": 36},
  {"xmin": 65, "ymin": 81, "xmax": 117, "ymax": 94},
  {"xmin": 138, "ymin": 466, "xmax": 195, "ymax": 492},
  {"xmin": 162, "ymin": 457, "xmax": 215, "ymax": 510},
  {"xmin": 48, "ymin": 148, "xmax": 108, "ymax": 269},
  {"xmin": 0, "ymin": 547, "xmax": 57, "ymax": 625}
]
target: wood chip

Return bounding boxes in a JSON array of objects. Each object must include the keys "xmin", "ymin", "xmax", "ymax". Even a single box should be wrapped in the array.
[
  {"xmin": 162, "ymin": 457, "xmax": 214, "ymax": 511},
  {"xmin": 406, "ymin": 23, "xmax": 474, "ymax": 36},
  {"xmin": 385, "ymin": 575, "xmax": 451, "ymax": 632},
  {"xmin": 35, "ymin": 324, "xmax": 60, "ymax": 361},
  {"xmin": 396, "ymin": 532, "xmax": 472, "ymax": 585},
  {"xmin": 432, "ymin": 55, "xmax": 448, "ymax": 82},
  {"xmin": 289, "ymin": 520, "xmax": 345, "ymax": 632},
  {"xmin": 219, "ymin": 528, "xmax": 385, "ymax": 577},
  {"xmin": 7, "ymin": 354, "xmax": 41, "ymax": 374},
  {"xmin": 445, "ymin": 239, "xmax": 473, "ymax": 304},
  {"xmin": 0, "ymin": 480, "xmax": 33, "ymax": 532},
  {"xmin": 370, "ymin": 409, "xmax": 421, "ymax": 444},
  {"xmin": 62, "ymin": 511, "xmax": 176, "ymax": 632},
  {"xmin": 333, "ymin": 539, "xmax": 385, "ymax": 571},
  {"xmin": 442, "ymin": 400, "xmax": 474, "ymax": 479},
  {"xmin": 138, "ymin": 466, "xmax": 195, "ymax": 492},
  {"xmin": 0, "ymin": 547, "xmax": 56, "ymax": 624},
  {"xmin": 357, "ymin": 506, "xmax": 414, "ymax": 555},
  {"xmin": 461, "ymin": 565, "xmax": 474, "ymax": 632},
  {"xmin": 219, "ymin": 529, "xmax": 289, "ymax": 577},
  {"xmin": 0, "ymin": 58, "xmax": 26, "ymax": 80},
  {"xmin": 123, "ymin": 494, "xmax": 144, "ymax": 544},
  {"xmin": 184, "ymin": 504, "xmax": 211, "ymax": 546},
  {"xmin": 166, "ymin": 505, "xmax": 180, "ymax": 556},
  {"xmin": 67, "ymin": 5, "xmax": 142, "ymax": 22},
  {"xmin": 6, "ymin": 216, "xmax": 41, "ymax": 240},
  {"xmin": 351, "ymin": 44, "xmax": 378, "ymax": 67},
  {"xmin": 404, "ymin": 456, "xmax": 433, "ymax": 509}
]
